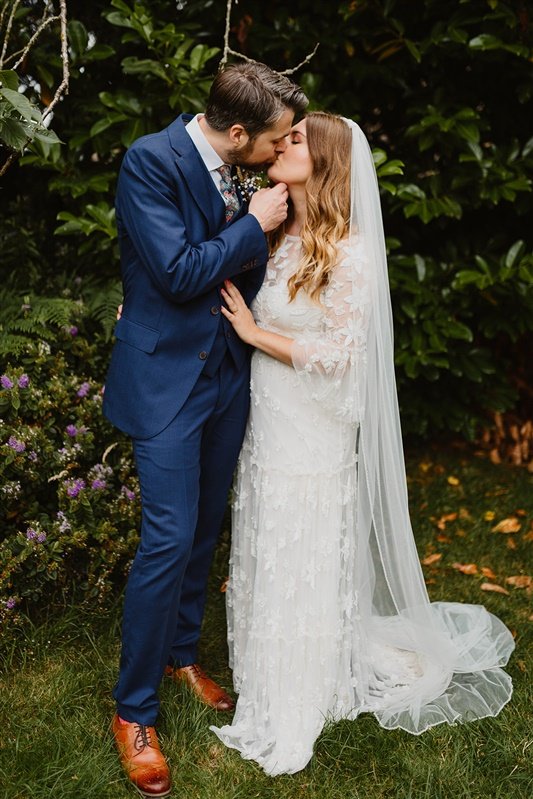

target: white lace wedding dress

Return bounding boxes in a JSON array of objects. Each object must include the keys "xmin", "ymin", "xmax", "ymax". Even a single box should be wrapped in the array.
[{"xmin": 211, "ymin": 235, "xmax": 514, "ymax": 776}]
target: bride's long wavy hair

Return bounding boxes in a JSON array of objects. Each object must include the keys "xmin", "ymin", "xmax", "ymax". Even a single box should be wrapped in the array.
[{"xmin": 268, "ymin": 111, "xmax": 352, "ymax": 303}]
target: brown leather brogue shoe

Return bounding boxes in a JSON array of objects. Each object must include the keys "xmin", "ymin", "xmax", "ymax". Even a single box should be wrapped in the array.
[
  {"xmin": 112, "ymin": 714, "xmax": 171, "ymax": 798},
  {"xmin": 165, "ymin": 664, "xmax": 235, "ymax": 711}
]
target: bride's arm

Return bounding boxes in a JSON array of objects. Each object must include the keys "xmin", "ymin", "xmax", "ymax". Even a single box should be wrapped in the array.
[
  {"xmin": 220, "ymin": 280, "xmax": 294, "ymax": 366},
  {"xmin": 290, "ymin": 244, "xmax": 370, "ymax": 379},
  {"xmin": 221, "ymin": 240, "xmax": 371, "ymax": 377}
]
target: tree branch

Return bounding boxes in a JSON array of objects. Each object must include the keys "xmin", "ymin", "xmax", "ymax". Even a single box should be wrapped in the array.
[
  {"xmin": 42, "ymin": 0, "xmax": 69, "ymax": 121},
  {"xmin": 220, "ymin": 0, "xmax": 318, "ymax": 76},
  {"xmin": 5, "ymin": 14, "xmax": 60, "ymax": 70},
  {"xmin": 0, "ymin": 0, "xmax": 23, "ymax": 69}
]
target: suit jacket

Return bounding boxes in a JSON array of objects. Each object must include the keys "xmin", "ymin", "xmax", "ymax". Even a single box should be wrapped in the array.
[{"xmin": 102, "ymin": 114, "xmax": 269, "ymax": 439}]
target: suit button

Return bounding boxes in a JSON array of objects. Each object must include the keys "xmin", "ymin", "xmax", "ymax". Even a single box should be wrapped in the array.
[
  {"xmin": 210, "ymin": 306, "xmax": 219, "ymax": 315},
  {"xmin": 199, "ymin": 351, "xmax": 208, "ymax": 360}
]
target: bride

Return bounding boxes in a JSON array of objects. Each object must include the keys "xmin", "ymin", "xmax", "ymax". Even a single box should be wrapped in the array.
[{"xmin": 210, "ymin": 112, "xmax": 514, "ymax": 776}]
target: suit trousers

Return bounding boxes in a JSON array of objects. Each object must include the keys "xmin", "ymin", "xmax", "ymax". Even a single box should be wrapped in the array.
[{"xmin": 113, "ymin": 352, "xmax": 250, "ymax": 724}]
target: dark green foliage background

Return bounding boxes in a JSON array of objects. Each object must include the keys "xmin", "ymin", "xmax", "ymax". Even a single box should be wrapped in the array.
[{"xmin": 1, "ymin": 0, "xmax": 533, "ymax": 440}]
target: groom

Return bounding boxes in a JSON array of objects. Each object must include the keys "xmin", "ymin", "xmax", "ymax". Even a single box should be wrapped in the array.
[{"xmin": 103, "ymin": 62, "xmax": 307, "ymax": 796}]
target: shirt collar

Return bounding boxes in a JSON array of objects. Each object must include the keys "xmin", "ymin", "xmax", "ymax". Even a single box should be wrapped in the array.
[{"xmin": 185, "ymin": 113, "xmax": 225, "ymax": 173}]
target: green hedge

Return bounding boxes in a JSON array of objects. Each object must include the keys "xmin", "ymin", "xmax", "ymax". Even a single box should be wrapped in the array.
[{"xmin": 1, "ymin": 0, "xmax": 531, "ymax": 439}]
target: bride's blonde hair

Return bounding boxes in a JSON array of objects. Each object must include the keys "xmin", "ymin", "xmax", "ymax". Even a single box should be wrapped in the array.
[{"xmin": 268, "ymin": 111, "xmax": 352, "ymax": 303}]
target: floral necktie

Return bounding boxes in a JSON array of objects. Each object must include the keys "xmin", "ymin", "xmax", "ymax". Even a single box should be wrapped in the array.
[{"xmin": 217, "ymin": 165, "xmax": 240, "ymax": 222}]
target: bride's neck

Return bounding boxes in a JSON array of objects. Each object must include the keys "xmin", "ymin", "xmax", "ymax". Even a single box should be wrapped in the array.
[{"xmin": 286, "ymin": 185, "xmax": 306, "ymax": 236}]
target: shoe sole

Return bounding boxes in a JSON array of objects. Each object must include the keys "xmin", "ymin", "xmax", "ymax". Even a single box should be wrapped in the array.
[{"xmin": 133, "ymin": 786, "xmax": 171, "ymax": 799}]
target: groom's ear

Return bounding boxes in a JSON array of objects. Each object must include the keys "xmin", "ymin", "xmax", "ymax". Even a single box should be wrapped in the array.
[{"xmin": 228, "ymin": 124, "xmax": 250, "ymax": 149}]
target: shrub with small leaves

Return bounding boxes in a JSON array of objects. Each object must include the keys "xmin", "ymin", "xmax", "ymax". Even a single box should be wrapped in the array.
[{"xmin": 0, "ymin": 323, "xmax": 140, "ymax": 642}]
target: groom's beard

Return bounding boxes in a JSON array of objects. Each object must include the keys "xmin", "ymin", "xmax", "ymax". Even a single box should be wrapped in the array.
[{"xmin": 227, "ymin": 144, "xmax": 279, "ymax": 172}]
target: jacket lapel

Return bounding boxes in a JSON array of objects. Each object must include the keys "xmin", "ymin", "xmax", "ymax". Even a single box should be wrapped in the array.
[{"xmin": 167, "ymin": 114, "xmax": 226, "ymax": 236}]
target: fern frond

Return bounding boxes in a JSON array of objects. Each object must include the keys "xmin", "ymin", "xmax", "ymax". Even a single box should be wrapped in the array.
[
  {"xmin": 86, "ymin": 281, "xmax": 123, "ymax": 340},
  {"xmin": 0, "ymin": 333, "xmax": 34, "ymax": 357},
  {"xmin": 28, "ymin": 297, "xmax": 82, "ymax": 328}
]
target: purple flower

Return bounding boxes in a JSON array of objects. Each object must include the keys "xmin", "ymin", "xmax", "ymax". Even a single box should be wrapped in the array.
[
  {"xmin": 18, "ymin": 374, "xmax": 30, "ymax": 388},
  {"xmin": 121, "ymin": 485, "xmax": 135, "ymax": 501},
  {"xmin": 5, "ymin": 598, "xmax": 16, "ymax": 610},
  {"xmin": 91, "ymin": 478, "xmax": 106, "ymax": 490},
  {"xmin": 37, "ymin": 532, "xmax": 47, "ymax": 543},
  {"xmin": 66, "ymin": 424, "xmax": 78, "ymax": 437},
  {"xmin": 65, "ymin": 478, "xmax": 86, "ymax": 498},
  {"xmin": 69, "ymin": 326, "xmax": 78, "ymax": 336},
  {"xmin": 1, "ymin": 375, "xmax": 13, "ymax": 389},
  {"xmin": 29, "ymin": 450, "xmax": 38, "ymax": 462},
  {"xmin": 26, "ymin": 527, "xmax": 37, "ymax": 540},
  {"xmin": 77, "ymin": 382, "xmax": 90, "ymax": 398},
  {"xmin": 8, "ymin": 436, "xmax": 26, "ymax": 453}
]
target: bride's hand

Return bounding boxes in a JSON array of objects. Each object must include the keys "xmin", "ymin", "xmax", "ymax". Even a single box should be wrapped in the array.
[{"xmin": 220, "ymin": 280, "xmax": 258, "ymax": 346}]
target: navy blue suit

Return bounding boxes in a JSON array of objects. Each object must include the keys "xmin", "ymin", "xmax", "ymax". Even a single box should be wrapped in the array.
[{"xmin": 103, "ymin": 114, "xmax": 268, "ymax": 724}]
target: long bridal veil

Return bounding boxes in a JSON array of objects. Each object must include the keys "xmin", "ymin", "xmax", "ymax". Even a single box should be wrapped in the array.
[{"xmin": 338, "ymin": 117, "xmax": 513, "ymax": 732}]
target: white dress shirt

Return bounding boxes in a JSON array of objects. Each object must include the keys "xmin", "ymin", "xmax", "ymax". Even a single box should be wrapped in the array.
[{"xmin": 185, "ymin": 113, "xmax": 227, "ymax": 194}]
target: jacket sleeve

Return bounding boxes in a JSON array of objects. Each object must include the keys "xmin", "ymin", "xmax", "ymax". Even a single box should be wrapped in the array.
[{"xmin": 116, "ymin": 141, "xmax": 269, "ymax": 304}]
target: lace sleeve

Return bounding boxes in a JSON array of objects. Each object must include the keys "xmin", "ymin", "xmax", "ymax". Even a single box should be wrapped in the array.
[{"xmin": 291, "ymin": 238, "xmax": 371, "ymax": 420}]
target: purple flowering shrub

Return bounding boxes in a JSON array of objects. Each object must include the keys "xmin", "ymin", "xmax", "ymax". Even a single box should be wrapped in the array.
[{"xmin": 0, "ymin": 334, "xmax": 140, "ymax": 637}]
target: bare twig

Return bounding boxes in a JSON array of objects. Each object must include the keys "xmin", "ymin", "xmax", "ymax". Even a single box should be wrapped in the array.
[
  {"xmin": 0, "ymin": 3, "xmax": 9, "ymax": 37},
  {"xmin": 220, "ymin": 0, "xmax": 318, "ymax": 75},
  {"xmin": 0, "ymin": 0, "xmax": 23, "ymax": 69},
  {"xmin": 42, "ymin": 0, "xmax": 69, "ymax": 121},
  {"xmin": 219, "ymin": 0, "xmax": 233, "ymax": 69},
  {"xmin": 0, "ymin": 150, "xmax": 17, "ymax": 177},
  {"xmin": 277, "ymin": 43, "xmax": 320, "ymax": 76},
  {"xmin": 6, "ymin": 14, "xmax": 60, "ymax": 69}
]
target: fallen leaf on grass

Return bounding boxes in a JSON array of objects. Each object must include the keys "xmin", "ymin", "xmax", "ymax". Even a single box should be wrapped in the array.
[
  {"xmin": 481, "ymin": 567, "xmax": 497, "ymax": 580},
  {"xmin": 515, "ymin": 509, "xmax": 527, "ymax": 517},
  {"xmin": 489, "ymin": 448, "xmax": 501, "ymax": 464},
  {"xmin": 522, "ymin": 527, "xmax": 533, "ymax": 542},
  {"xmin": 505, "ymin": 575, "xmax": 533, "ymax": 589},
  {"xmin": 421, "ymin": 553, "xmax": 442, "ymax": 566},
  {"xmin": 492, "ymin": 517, "xmax": 521, "ymax": 534},
  {"xmin": 459, "ymin": 507, "xmax": 472, "ymax": 520},
  {"xmin": 506, "ymin": 537, "xmax": 517, "ymax": 550},
  {"xmin": 452, "ymin": 562, "xmax": 478, "ymax": 575},
  {"xmin": 447, "ymin": 475, "xmax": 460, "ymax": 486},
  {"xmin": 436, "ymin": 512, "xmax": 458, "ymax": 530},
  {"xmin": 419, "ymin": 461, "xmax": 432, "ymax": 473},
  {"xmin": 480, "ymin": 582, "xmax": 509, "ymax": 595},
  {"xmin": 484, "ymin": 510, "xmax": 496, "ymax": 521},
  {"xmin": 436, "ymin": 534, "xmax": 452, "ymax": 543}
]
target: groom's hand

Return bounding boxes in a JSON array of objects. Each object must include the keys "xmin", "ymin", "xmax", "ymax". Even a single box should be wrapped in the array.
[{"xmin": 249, "ymin": 183, "xmax": 289, "ymax": 232}]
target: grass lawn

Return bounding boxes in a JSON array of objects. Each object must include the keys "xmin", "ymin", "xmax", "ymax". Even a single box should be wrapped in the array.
[{"xmin": 1, "ymin": 446, "xmax": 532, "ymax": 799}]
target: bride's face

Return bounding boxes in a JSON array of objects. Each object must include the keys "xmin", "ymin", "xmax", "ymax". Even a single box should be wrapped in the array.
[{"xmin": 267, "ymin": 119, "xmax": 312, "ymax": 187}]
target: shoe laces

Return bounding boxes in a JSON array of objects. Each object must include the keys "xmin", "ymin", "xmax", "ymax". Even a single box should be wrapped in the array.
[
  {"xmin": 133, "ymin": 723, "xmax": 154, "ymax": 752},
  {"xmin": 188, "ymin": 664, "xmax": 205, "ymax": 680}
]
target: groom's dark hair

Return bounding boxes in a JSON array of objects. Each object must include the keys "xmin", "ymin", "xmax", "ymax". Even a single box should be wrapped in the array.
[{"xmin": 205, "ymin": 62, "xmax": 308, "ymax": 139}]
